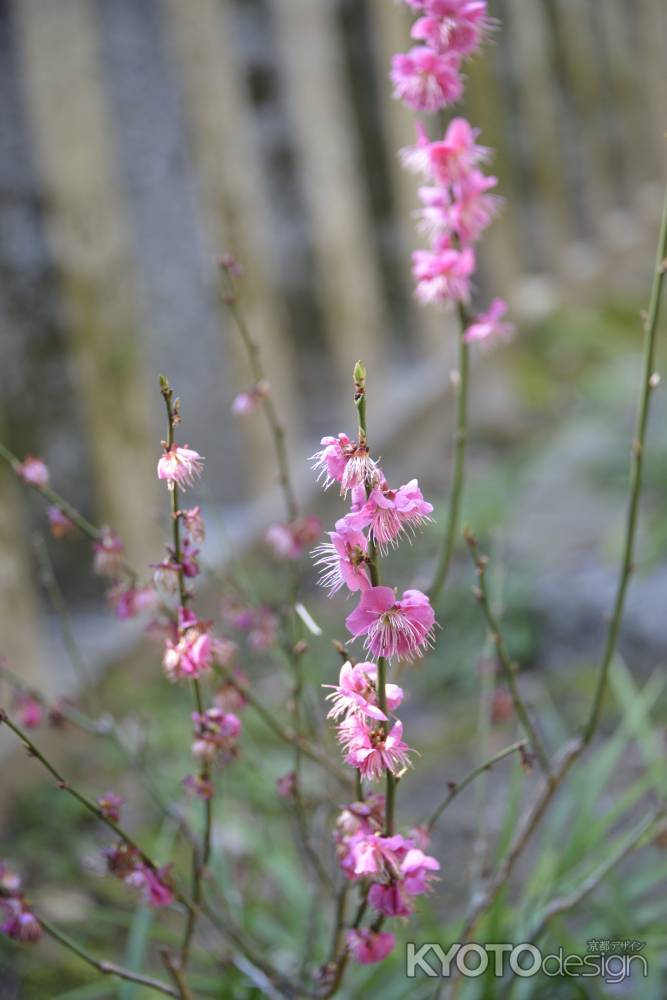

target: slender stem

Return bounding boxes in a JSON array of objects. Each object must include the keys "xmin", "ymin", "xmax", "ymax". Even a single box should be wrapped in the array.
[
  {"xmin": 160, "ymin": 948, "xmax": 195, "ymax": 1000},
  {"xmin": 289, "ymin": 612, "xmax": 334, "ymax": 890},
  {"xmin": 32, "ymin": 533, "xmax": 98, "ymax": 708},
  {"xmin": 0, "ymin": 441, "xmax": 101, "ymax": 540},
  {"xmin": 0, "ymin": 709, "xmax": 195, "ymax": 916},
  {"xmin": 585, "ymin": 185, "xmax": 667, "ymax": 743},
  {"xmin": 355, "ymin": 364, "xmax": 395, "ymax": 836},
  {"xmin": 429, "ymin": 307, "xmax": 470, "ymax": 604},
  {"xmin": 159, "ymin": 377, "xmax": 210, "ymax": 971},
  {"xmin": 457, "ymin": 739, "xmax": 582, "ymax": 945},
  {"xmin": 0, "ymin": 662, "xmax": 196, "ymax": 845},
  {"xmin": 465, "ymin": 531, "xmax": 551, "ymax": 776},
  {"xmin": 445, "ymin": 199, "xmax": 667, "ymax": 999},
  {"xmin": 200, "ymin": 895, "xmax": 316, "ymax": 998},
  {"xmin": 215, "ymin": 666, "xmax": 352, "ymax": 788},
  {"xmin": 0, "ymin": 441, "xmax": 136, "ymax": 582},
  {"xmin": 39, "ymin": 916, "xmax": 178, "ymax": 998},
  {"xmin": 426, "ymin": 740, "xmax": 527, "ymax": 830},
  {"xmin": 221, "ymin": 272, "xmax": 299, "ymax": 522}
]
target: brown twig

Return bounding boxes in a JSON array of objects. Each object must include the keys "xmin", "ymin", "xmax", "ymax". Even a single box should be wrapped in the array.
[
  {"xmin": 425, "ymin": 740, "xmax": 527, "ymax": 831},
  {"xmin": 40, "ymin": 916, "xmax": 178, "ymax": 998},
  {"xmin": 464, "ymin": 530, "xmax": 551, "ymax": 776}
]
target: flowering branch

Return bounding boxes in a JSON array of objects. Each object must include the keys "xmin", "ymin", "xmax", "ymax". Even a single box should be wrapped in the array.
[
  {"xmin": 0, "ymin": 661, "xmax": 197, "ymax": 847},
  {"xmin": 584, "ymin": 184, "xmax": 667, "ymax": 743},
  {"xmin": 0, "ymin": 709, "xmax": 194, "ymax": 916},
  {"xmin": 353, "ymin": 361, "xmax": 396, "ymax": 837},
  {"xmin": 214, "ymin": 664, "xmax": 352, "ymax": 788},
  {"xmin": 38, "ymin": 916, "xmax": 179, "ymax": 998},
  {"xmin": 464, "ymin": 529, "xmax": 551, "ymax": 775},
  {"xmin": 220, "ymin": 258, "xmax": 299, "ymax": 523},
  {"xmin": 425, "ymin": 739, "xmax": 527, "ymax": 831},
  {"xmin": 310, "ymin": 360, "xmax": 438, "ymax": 974},
  {"xmin": 0, "ymin": 441, "xmax": 135, "ymax": 583},
  {"xmin": 157, "ymin": 376, "xmax": 209, "ymax": 971}
]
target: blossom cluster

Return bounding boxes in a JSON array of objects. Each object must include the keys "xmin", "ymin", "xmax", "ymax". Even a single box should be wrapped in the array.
[
  {"xmin": 0, "ymin": 862, "xmax": 41, "ymax": 944},
  {"xmin": 310, "ymin": 393, "xmax": 437, "ymax": 964},
  {"xmin": 154, "ymin": 436, "xmax": 246, "ymax": 804},
  {"xmin": 334, "ymin": 797, "xmax": 440, "ymax": 961},
  {"xmin": 104, "ymin": 844, "xmax": 174, "ymax": 908},
  {"xmin": 392, "ymin": 1, "xmax": 514, "ymax": 342}
]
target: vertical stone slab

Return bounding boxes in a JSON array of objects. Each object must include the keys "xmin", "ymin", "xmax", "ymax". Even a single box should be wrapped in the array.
[
  {"xmin": 270, "ymin": 0, "xmax": 386, "ymax": 387},
  {"xmin": 15, "ymin": 0, "xmax": 159, "ymax": 568},
  {"xmin": 161, "ymin": 0, "xmax": 303, "ymax": 500}
]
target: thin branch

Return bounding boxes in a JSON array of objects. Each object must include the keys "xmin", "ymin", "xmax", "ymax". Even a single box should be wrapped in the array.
[
  {"xmin": 354, "ymin": 361, "xmax": 395, "ymax": 837},
  {"xmin": 160, "ymin": 947, "xmax": 194, "ymax": 1000},
  {"xmin": 0, "ymin": 441, "xmax": 135, "ymax": 582},
  {"xmin": 0, "ymin": 661, "xmax": 197, "ymax": 846},
  {"xmin": 585, "ymin": 185, "xmax": 667, "ymax": 742},
  {"xmin": 39, "ymin": 916, "xmax": 178, "ymax": 998},
  {"xmin": 429, "ymin": 305, "xmax": 470, "ymax": 604},
  {"xmin": 200, "ymin": 895, "xmax": 316, "ymax": 998},
  {"xmin": 217, "ymin": 666, "xmax": 352, "ymax": 789},
  {"xmin": 426, "ymin": 740, "xmax": 527, "ymax": 831},
  {"xmin": 464, "ymin": 530, "xmax": 551, "ymax": 776},
  {"xmin": 32, "ymin": 532, "xmax": 98, "ymax": 707},
  {"xmin": 159, "ymin": 376, "xmax": 210, "ymax": 970},
  {"xmin": 457, "ymin": 737, "xmax": 583, "ymax": 945},
  {"xmin": 0, "ymin": 709, "xmax": 195, "ymax": 917},
  {"xmin": 220, "ymin": 265, "xmax": 299, "ymax": 522}
]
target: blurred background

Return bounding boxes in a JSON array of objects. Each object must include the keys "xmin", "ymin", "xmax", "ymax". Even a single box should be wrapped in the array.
[{"xmin": 1, "ymin": 0, "xmax": 667, "ymax": 997}]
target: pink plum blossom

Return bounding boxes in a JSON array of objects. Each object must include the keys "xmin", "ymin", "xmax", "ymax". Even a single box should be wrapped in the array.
[
  {"xmin": 338, "ymin": 716, "xmax": 414, "ymax": 780},
  {"xmin": 391, "ymin": 47, "xmax": 463, "ymax": 112},
  {"xmin": 191, "ymin": 707, "xmax": 242, "ymax": 763},
  {"xmin": 92, "ymin": 528, "xmax": 124, "ymax": 578},
  {"xmin": 412, "ymin": 242, "xmax": 475, "ymax": 306},
  {"xmin": 323, "ymin": 661, "xmax": 403, "ymax": 722},
  {"xmin": 231, "ymin": 380, "xmax": 270, "ymax": 417},
  {"xmin": 345, "ymin": 586, "xmax": 436, "ymax": 661},
  {"xmin": 311, "ymin": 434, "xmax": 381, "ymax": 494},
  {"xmin": 344, "ymin": 479, "xmax": 433, "ymax": 552},
  {"xmin": 266, "ymin": 516, "xmax": 322, "ymax": 560},
  {"xmin": 400, "ymin": 119, "xmax": 489, "ymax": 184},
  {"xmin": 97, "ymin": 791, "xmax": 124, "ymax": 823},
  {"xmin": 47, "ymin": 506, "xmax": 75, "ymax": 539},
  {"xmin": 368, "ymin": 881, "xmax": 413, "ymax": 917},
  {"xmin": 16, "ymin": 695, "xmax": 43, "ymax": 730},
  {"xmin": 181, "ymin": 506, "xmax": 205, "ymax": 544},
  {"xmin": 463, "ymin": 298, "xmax": 515, "ymax": 343},
  {"xmin": 108, "ymin": 584, "xmax": 159, "ymax": 620},
  {"xmin": 163, "ymin": 625, "xmax": 213, "ymax": 681},
  {"xmin": 346, "ymin": 928, "xmax": 396, "ymax": 964},
  {"xmin": 446, "ymin": 169, "xmax": 501, "ymax": 243},
  {"xmin": 401, "ymin": 846, "xmax": 441, "ymax": 896},
  {"xmin": 16, "ymin": 455, "xmax": 49, "ymax": 487},
  {"xmin": 126, "ymin": 865, "xmax": 174, "ymax": 908},
  {"xmin": 350, "ymin": 832, "xmax": 413, "ymax": 877},
  {"xmin": 276, "ymin": 771, "xmax": 297, "ymax": 799},
  {"xmin": 183, "ymin": 773, "xmax": 214, "ymax": 800},
  {"xmin": 312, "ymin": 521, "xmax": 371, "ymax": 595},
  {"xmin": 157, "ymin": 445, "xmax": 204, "ymax": 491},
  {"xmin": 1, "ymin": 900, "xmax": 41, "ymax": 943},
  {"xmin": 411, "ymin": 1, "xmax": 492, "ymax": 56}
]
